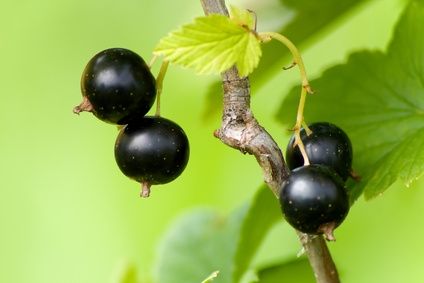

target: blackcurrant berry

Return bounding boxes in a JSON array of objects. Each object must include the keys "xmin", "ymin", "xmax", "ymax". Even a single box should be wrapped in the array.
[
  {"xmin": 74, "ymin": 48, "xmax": 156, "ymax": 125},
  {"xmin": 286, "ymin": 122, "xmax": 353, "ymax": 181},
  {"xmin": 279, "ymin": 165, "xmax": 349, "ymax": 240},
  {"xmin": 114, "ymin": 116, "xmax": 190, "ymax": 197}
]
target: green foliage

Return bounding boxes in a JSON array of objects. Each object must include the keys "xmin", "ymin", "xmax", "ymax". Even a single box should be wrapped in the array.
[
  {"xmin": 257, "ymin": 0, "xmax": 368, "ymax": 75},
  {"xmin": 154, "ymin": 208, "xmax": 245, "ymax": 283},
  {"xmin": 228, "ymin": 5, "xmax": 255, "ymax": 30},
  {"xmin": 278, "ymin": 0, "xmax": 424, "ymax": 200},
  {"xmin": 154, "ymin": 186, "xmax": 281, "ymax": 283},
  {"xmin": 232, "ymin": 186, "xmax": 281, "ymax": 283},
  {"xmin": 154, "ymin": 7, "xmax": 261, "ymax": 77},
  {"xmin": 274, "ymin": 0, "xmax": 367, "ymax": 45},
  {"xmin": 257, "ymin": 259, "xmax": 314, "ymax": 283},
  {"xmin": 203, "ymin": 0, "xmax": 367, "ymax": 119}
]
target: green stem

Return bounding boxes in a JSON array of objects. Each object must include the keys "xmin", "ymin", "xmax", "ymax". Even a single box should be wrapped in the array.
[
  {"xmin": 155, "ymin": 60, "xmax": 169, "ymax": 116},
  {"xmin": 260, "ymin": 31, "xmax": 312, "ymax": 165},
  {"xmin": 259, "ymin": 31, "xmax": 312, "ymax": 93},
  {"xmin": 294, "ymin": 87, "xmax": 310, "ymax": 165},
  {"xmin": 149, "ymin": 54, "xmax": 158, "ymax": 68}
]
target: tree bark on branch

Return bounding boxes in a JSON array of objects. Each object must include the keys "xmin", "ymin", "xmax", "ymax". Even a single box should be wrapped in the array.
[{"xmin": 200, "ymin": 1, "xmax": 341, "ymax": 282}]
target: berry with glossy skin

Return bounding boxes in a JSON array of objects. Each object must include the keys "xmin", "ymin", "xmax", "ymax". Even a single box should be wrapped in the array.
[
  {"xmin": 74, "ymin": 48, "xmax": 156, "ymax": 124},
  {"xmin": 279, "ymin": 165, "xmax": 349, "ymax": 240},
  {"xmin": 286, "ymin": 122, "xmax": 353, "ymax": 181},
  {"xmin": 114, "ymin": 116, "xmax": 189, "ymax": 197}
]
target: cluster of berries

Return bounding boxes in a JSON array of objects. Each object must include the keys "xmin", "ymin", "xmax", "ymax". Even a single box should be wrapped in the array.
[
  {"xmin": 74, "ymin": 48, "xmax": 189, "ymax": 197},
  {"xmin": 280, "ymin": 122, "xmax": 353, "ymax": 240},
  {"xmin": 73, "ymin": 49, "xmax": 352, "ymax": 239}
]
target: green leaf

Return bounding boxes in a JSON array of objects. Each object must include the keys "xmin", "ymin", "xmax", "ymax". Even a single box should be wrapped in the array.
[
  {"xmin": 277, "ymin": 0, "xmax": 424, "ymax": 200},
  {"xmin": 154, "ymin": 207, "xmax": 247, "ymax": 283},
  {"xmin": 257, "ymin": 258, "xmax": 314, "ymax": 283},
  {"xmin": 232, "ymin": 186, "xmax": 281, "ymax": 282},
  {"xmin": 154, "ymin": 14, "xmax": 261, "ymax": 77},
  {"xmin": 202, "ymin": 0, "xmax": 369, "ymax": 120},
  {"xmin": 154, "ymin": 186, "xmax": 282, "ymax": 283},
  {"xmin": 229, "ymin": 5, "xmax": 255, "ymax": 31}
]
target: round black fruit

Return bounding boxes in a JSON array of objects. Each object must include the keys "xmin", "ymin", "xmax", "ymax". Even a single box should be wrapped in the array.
[
  {"xmin": 74, "ymin": 48, "xmax": 156, "ymax": 124},
  {"xmin": 286, "ymin": 122, "xmax": 353, "ymax": 181},
  {"xmin": 279, "ymin": 165, "xmax": 349, "ymax": 240},
  {"xmin": 114, "ymin": 116, "xmax": 189, "ymax": 197}
]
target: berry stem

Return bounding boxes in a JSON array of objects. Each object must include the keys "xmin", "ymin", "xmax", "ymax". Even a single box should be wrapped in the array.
[
  {"xmin": 259, "ymin": 32, "xmax": 312, "ymax": 166},
  {"xmin": 302, "ymin": 121, "xmax": 313, "ymax": 136},
  {"xmin": 293, "ymin": 87, "xmax": 310, "ymax": 165},
  {"xmin": 155, "ymin": 60, "xmax": 169, "ymax": 117},
  {"xmin": 259, "ymin": 31, "xmax": 312, "ymax": 94},
  {"xmin": 148, "ymin": 54, "xmax": 158, "ymax": 68}
]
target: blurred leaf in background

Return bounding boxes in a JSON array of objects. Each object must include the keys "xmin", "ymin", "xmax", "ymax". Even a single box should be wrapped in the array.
[
  {"xmin": 257, "ymin": 258, "xmax": 314, "ymax": 283},
  {"xmin": 155, "ymin": 208, "xmax": 244, "ymax": 283},
  {"xmin": 231, "ymin": 186, "xmax": 281, "ymax": 282},
  {"xmin": 154, "ymin": 186, "xmax": 281, "ymax": 283}
]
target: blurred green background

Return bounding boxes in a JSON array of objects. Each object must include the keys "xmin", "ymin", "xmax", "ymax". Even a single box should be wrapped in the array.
[{"xmin": 1, "ymin": 0, "xmax": 423, "ymax": 282}]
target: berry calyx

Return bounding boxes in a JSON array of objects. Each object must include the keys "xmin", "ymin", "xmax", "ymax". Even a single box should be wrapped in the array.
[
  {"xmin": 74, "ymin": 48, "xmax": 156, "ymax": 124},
  {"xmin": 279, "ymin": 165, "xmax": 350, "ymax": 240},
  {"xmin": 286, "ymin": 122, "xmax": 353, "ymax": 181},
  {"xmin": 114, "ymin": 116, "xmax": 190, "ymax": 197}
]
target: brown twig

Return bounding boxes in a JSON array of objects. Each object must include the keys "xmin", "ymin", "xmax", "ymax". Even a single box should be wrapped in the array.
[{"xmin": 200, "ymin": 1, "xmax": 341, "ymax": 282}]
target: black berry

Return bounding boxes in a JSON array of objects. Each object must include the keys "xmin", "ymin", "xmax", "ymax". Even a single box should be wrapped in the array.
[
  {"xmin": 74, "ymin": 48, "xmax": 156, "ymax": 125},
  {"xmin": 279, "ymin": 165, "xmax": 349, "ymax": 240},
  {"xmin": 286, "ymin": 122, "xmax": 353, "ymax": 181},
  {"xmin": 114, "ymin": 116, "xmax": 189, "ymax": 197}
]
